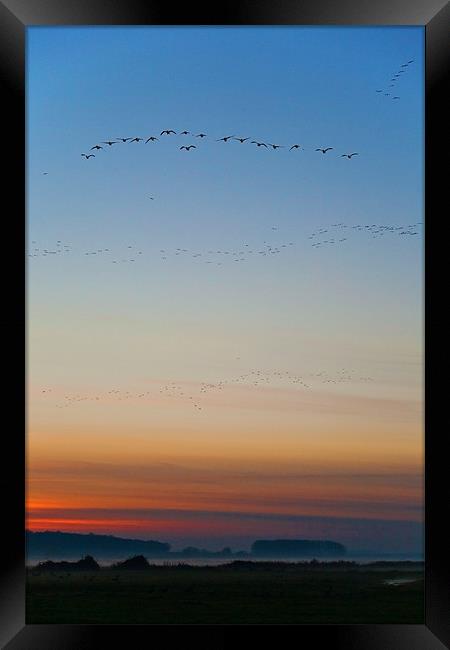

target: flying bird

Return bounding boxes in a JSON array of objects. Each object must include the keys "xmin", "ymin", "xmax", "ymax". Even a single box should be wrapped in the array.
[
  {"xmin": 180, "ymin": 145, "xmax": 196, "ymax": 150},
  {"xmin": 268, "ymin": 144, "xmax": 284, "ymax": 149},
  {"xmin": 196, "ymin": 133, "xmax": 207, "ymax": 138},
  {"xmin": 316, "ymin": 147, "xmax": 333, "ymax": 154},
  {"xmin": 290, "ymin": 144, "xmax": 302, "ymax": 150},
  {"xmin": 234, "ymin": 137, "xmax": 250, "ymax": 143},
  {"xmin": 179, "ymin": 131, "xmax": 190, "ymax": 135},
  {"xmin": 392, "ymin": 96, "xmax": 400, "ymax": 100},
  {"xmin": 116, "ymin": 137, "xmax": 132, "ymax": 142},
  {"xmin": 102, "ymin": 141, "xmax": 117, "ymax": 146},
  {"xmin": 251, "ymin": 141, "xmax": 268, "ymax": 147},
  {"xmin": 341, "ymin": 152, "xmax": 359, "ymax": 159},
  {"xmin": 129, "ymin": 137, "xmax": 143, "ymax": 143},
  {"xmin": 91, "ymin": 145, "xmax": 103, "ymax": 150},
  {"xmin": 81, "ymin": 153, "xmax": 95, "ymax": 159},
  {"xmin": 217, "ymin": 135, "xmax": 235, "ymax": 142},
  {"xmin": 161, "ymin": 130, "xmax": 176, "ymax": 135},
  {"xmin": 145, "ymin": 136, "xmax": 158, "ymax": 143}
]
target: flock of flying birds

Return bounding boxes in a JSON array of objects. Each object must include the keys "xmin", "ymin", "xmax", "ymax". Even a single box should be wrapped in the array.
[
  {"xmin": 35, "ymin": 57, "xmax": 419, "ymax": 418},
  {"xmin": 41, "ymin": 367, "xmax": 374, "ymax": 413},
  {"xmin": 28, "ymin": 218, "xmax": 423, "ymax": 267},
  {"xmin": 308, "ymin": 222, "xmax": 423, "ymax": 248},
  {"xmin": 76, "ymin": 59, "xmax": 415, "ymax": 162},
  {"xmin": 375, "ymin": 58, "xmax": 414, "ymax": 100},
  {"xmin": 80, "ymin": 130, "xmax": 359, "ymax": 160}
]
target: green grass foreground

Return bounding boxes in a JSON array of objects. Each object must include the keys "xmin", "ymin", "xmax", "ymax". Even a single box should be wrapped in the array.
[{"xmin": 26, "ymin": 565, "xmax": 424, "ymax": 624}]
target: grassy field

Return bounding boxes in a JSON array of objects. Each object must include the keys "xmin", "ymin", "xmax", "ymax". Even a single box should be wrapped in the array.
[{"xmin": 26, "ymin": 564, "xmax": 424, "ymax": 624}]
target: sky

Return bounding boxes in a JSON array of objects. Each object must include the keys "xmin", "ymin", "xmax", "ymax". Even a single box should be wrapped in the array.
[{"xmin": 26, "ymin": 26, "xmax": 424, "ymax": 554}]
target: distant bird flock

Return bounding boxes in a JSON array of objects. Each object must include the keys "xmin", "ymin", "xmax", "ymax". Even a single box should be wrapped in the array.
[
  {"xmin": 27, "ymin": 220, "xmax": 423, "ymax": 266},
  {"xmin": 80, "ymin": 128, "xmax": 359, "ymax": 161},
  {"xmin": 308, "ymin": 222, "xmax": 422, "ymax": 248},
  {"xmin": 35, "ymin": 56, "xmax": 420, "ymax": 418},
  {"xmin": 43, "ymin": 367, "xmax": 375, "ymax": 413},
  {"xmin": 375, "ymin": 58, "xmax": 414, "ymax": 99}
]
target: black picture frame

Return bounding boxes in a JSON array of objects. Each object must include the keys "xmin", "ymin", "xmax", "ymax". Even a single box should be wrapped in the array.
[{"xmin": 1, "ymin": 1, "xmax": 448, "ymax": 647}]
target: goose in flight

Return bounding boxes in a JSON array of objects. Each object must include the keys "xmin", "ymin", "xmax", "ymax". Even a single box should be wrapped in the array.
[
  {"xmin": 251, "ymin": 141, "xmax": 268, "ymax": 147},
  {"xmin": 234, "ymin": 137, "xmax": 250, "ymax": 143},
  {"xmin": 268, "ymin": 144, "xmax": 284, "ymax": 149},
  {"xmin": 161, "ymin": 130, "xmax": 176, "ymax": 135},
  {"xmin": 180, "ymin": 130, "xmax": 190, "ymax": 135},
  {"xmin": 102, "ymin": 141, "xmax": 117, "ymax": 146},
  {"xmin": 180, "ymin": 145, "xmax": 196, "ymax": 150},
  {"xmin": 129, "ymin": 137, "xmax": 143, "ymax": 142},
  {"xmin": 196, "ymin": 133, "xmax": 207, "ymax": 138},
  {"xmin": 376, "ymin": 90, "xmax": 383, "ymax": 93},
  {"xmin": 341, "ymin": 152, "xmax": 359, "ymax": 159},
  {"xmin": 217, "ymin": 135, "xmax": 235, "ymax": 142},
  {"xmin": 316, "ymin": 147, "xmax": 333, "ymax": 154},
  {"xmin": 290, "ymin": 144, "xmax": 302, "ymax": 150},
  {"xmin": 117, "ymin": 137, "xmax": 132, "ymax": 142},
  {"xmin": 81, "ymin": 153, "xmax": 95, "ymax": 159},
  {"xmin": 392, "ymin": 96, "xmax": 400, "ymax": 100},
  {"xmin": 91, "ymin": 145, "xmax": 103, "ymax": 150},
  {"xmin": 145, "ymin": 136, "xmax": 158, "ymax": 143}
]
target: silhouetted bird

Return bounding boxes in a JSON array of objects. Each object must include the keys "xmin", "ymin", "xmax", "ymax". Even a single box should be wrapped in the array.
[
  {"xmin": 290, "ymin": 144, "xmax": 302, "ymax": 150},
  {"xmin": 316, "ymin": 147, "xmax": 333, "ymax": 154},
  {"xmin": 268, "ymin": 144, "xmax": 284, "ymax": 149},
  {"xmin": 234, "ymin": 137, "xmax": 250, "ymax": 143},
  {"xmin": 180, "ymin": 145, "xmax": 196, "ymax": 150},
  {"xmin": 341, "ymin": 152, "xmax": 359, "ymax": 159},
  {"xmin": 102, "ymin": 141, "xmax": 117, "ymax": 146},
  {"xmin": 161, "ymin": 130, "xmax": 176, "ymax": 135},
  {"xmin": 217, "ymin": 135, "xmax": 235, "ymax": 142},
  {"xmin": 251, "ymin": 141, "xmax": 268, "ymax": 147},
  {"xmin": 81, "ymin": 153, "xmax": 95, "ymax": 159},
  {"xmin": 91, "ymin": 145, "xmax": 103, "ymax": 150},
  {"xmin": 145, "ymin": 136, "xmax": 158, "ymax": 143},
  {"xmin": 180, "ymin": 131, "xmax": 190, "ymax": 135},
  {"xmin": 196, "ymin": 133, "xmax": 207, "ymax": 138},
  {"xmin": 117, "ymin": 137, "xmax": 132, "ymax": 142},
  {"xmin": 393, "ymin": 96, "xmax": 400, "ymax": 100},
  {"xmin": 129, "ymin": 137, "xmax": 143, "ymax": 142}
]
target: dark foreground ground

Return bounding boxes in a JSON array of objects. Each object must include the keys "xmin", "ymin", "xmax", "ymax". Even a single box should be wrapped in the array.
[{"xmin": 26, "ymin": 564, "xmax": 424, "ymax": 624}]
